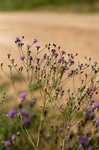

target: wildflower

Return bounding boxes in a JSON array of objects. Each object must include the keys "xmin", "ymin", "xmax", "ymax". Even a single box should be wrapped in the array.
[
  {"xmin": 7, "ymin": 110, "xmax": 17, "ymax": 118},
  {"xmin": 33, "ymin": 39, "xmax": 38, "ymax": 43},
  {"xmin": 78, "ymin": 136, "xmax": 88, "ymax": 144},
  {"xmin": 61, "ymin": 50, "xmax": 66, "ymax": 55},
  {"xmin": 54, "ymin": 53, "xmax": 58, "ymax": 57},
  {"xmin": 95, "ymin": 118, "xmax": 99, "ymax": 127},
  {"xmin": 85, "ymin": 111, "xmax": 95, "ymax": 120},
  {"xmin": 20, "ymin": 109, "xmax": 30, "ymax": 117},
  {"xmin": 18, "ymin": 92, "xmax": 28, "ymax": 101},
  {"xmin": 51, "ymin": 49, "xmax": 56, "ymax": 54},
  {"xmin": 88, "ymin": 99, "xmax": 95, "ymax": 104},
  {"xmin": 3, "ymin": 140, "xmax": 12, "ymax": 147},
  {"xmin": 64, "ymin": 135, "xmax": 70, "ymax": 140},
  {"xmin": 30, "ymin": 56, "xmax": 33, "ymax": 61},
  {"xmin": 78, "ymin": 144, "xmax": 83, "ymax": 149},
  {"xmin": 61, "ymin": 66, "xmax": 68, "ymax": 72},
  {"xmin": 88, "ymin": 145, "xmax": 95, "ymax": 150},
  {"xmin": 20, "ymin": 56, "xmax": 25, "ymax": 61},
  {"xmin": 15, "ymin": 37, "xmax": 20, "ymax": 43},
  {"xmin": 58, "ymin": 57, "xmax": 64, "ymax": 63},
  {"xmin": 68, "ymin": 69, "xmax": 77, "ymax": 77},
  {"xmin": 83, "ymin": 104, "xmax": 89, "ymax": 110},
  {"xmin": 68, "ymin": 59, "xmax": 74, "ymax": 66},
  {"xmin": 36, "ymin": 45, "xmax": 40, "ymax": 50},
  {"xmin": 23, "ymin": 119, "xmax": 30, "ymax": 125},
  {"xmin": 36, "ymin": 58, "xmax": 40, "ymax": 63},
  {"xmin": 11, "ymin": 135, "xmax": 16, "ymax": 141},
  {"xmin": 43, "ymin": 53, "xmax": 47, "ymax": 59},
  {"xmin": 93, "ymin": 103, "xmax": 99, "ymax": 110}
]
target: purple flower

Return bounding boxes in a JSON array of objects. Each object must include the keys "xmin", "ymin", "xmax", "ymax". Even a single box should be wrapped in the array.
[
  {"xmin": 83, "ymin": 104, "xmax": 89, "ymax": 110},
  {"xmin": 17, "ymin": 42, "xmax": 24, "ymax": 47},
  {"xmin": 51, "ymin": 49, "xmax": 56, "ymax": 54},
  {"xmin": 58, "ymin": 57, "xmax": 64, "ymax": 63},
  {"xmin": 36, "ymin": 45, "xmax": 40, "ymax": 50},
  {"xmin": 78, "ymin": 144, "xmax": 83, "ymax": 149},
  {"xmin": 43, "ymin": 53, "xmax": 47, "ymax": 59},
  {"xmin": 11, "ymin": 135, "xmax": 16, "ymax": 140},
  {"xmin": 85, "ymin": 111, "xmax": 95, "ymax": 120},
  {"xmin": 88, "ymin": 145, "xmax": 95, "ymax": 150},
  {"xmin": 23, "ymin": 119, "xmax": 30, "ymax": 125},
  {"xmin": 18, "ymin": 92, "xmax": 28, "ymax": 100},
  {"xmin": 95, "ymin": 118, "xmax": 99, "ymax": 127},
  {"xmin": 61, "ymin": 50, "xmax": 66, "ymax": 55},
  {"xmin": 93, "ymin": 103, "xmax": 99, "ymax": 110},
  {"xmin": 69, "ymin": 60, "xmax": 75, "ymax": 66},
  {"xmin": 68, "ymin": 69, "xmax": 77, "ymax": 77},
  {"xmin": 7, "ymin": 110, "xmax": 17, "ymax": 118},
  {"xmin": 15, "ymin": 37, "xmax": 20, "ymax": 43},
  {"xmin": 33, "ymin": 39, "xmax": 38, "ymax": 43},
  {"xmin": 64, "ymin": 135, "xmax": 70, "ymax": 140},
  {"xmin": 20, "ymin": 109, "xmax": 30, "ymax": 117},
  {"xmin": 30, "ymin": 56, "xmax": 33, "ymax": 61},
  {"xmin": 88, "ymin": 99, "xmax": 95, "ymax": 104},
  {"xmin": 3, "ymin": 140, "xmax": 12, "ymax": 147},
  {"xmin": 61, "ymin": 66, "xmax": 68, "ymax": 72},
  {"xmin": 20, "ymin": 56, "xmax": 25, "ymax": 61},
  {"xmin": 78, "ymin": 136, "xmax": 88, "ymax": 144},
  {"xmin": 36, "ymin": 58, "xmax": 40, "ymax": 63},
  {"xmin": 54, "ymin": 53, "xmax": 58, "ymax": 57}
]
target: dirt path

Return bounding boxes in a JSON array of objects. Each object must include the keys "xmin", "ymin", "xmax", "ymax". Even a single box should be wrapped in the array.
[
  {"xmin": 0, "ymin": 12, "xmax": 98, "ymax": 107},
  {"xmin": 0, "ymin": 12, "xmax": 99, "ymax": 61}
]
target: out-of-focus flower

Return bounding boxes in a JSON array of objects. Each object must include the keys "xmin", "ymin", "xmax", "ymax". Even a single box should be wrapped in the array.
[
  {"xmin": 23, "ymin": 119, "xmax": 30, "ymax": 125},
  {"xmin": 18, "ymin": 92, "xmax": 28, "ymax": 101},
  {"xmin": 88, "ymin": 145, "xmax": 95, "ymax": 150},
  {"xmin": 11, "ymin": 135, "xmax": 16, "ymax": 141},
  {"xmin": 33, "ymin": 39, "xmax": 38, "ymax": 43},
  {"xmin": 20, "ymin": 109, "xmax": 30, "ymax": 117},
  {"xmin": 61, "ymin": 50, "xmax": 66, "ymax": 55},
  {"xmin": 78, "ymin": 136, "xmax": 88, "ymax": 144},
  {"xmin": 20, "ymin": 56, "xmax": 25, "ymax": 61},
  {"xmin": 85, "ymin": 111, "xmax": 95, "ymax": 120},
  {"xmin": 7, "ymin": 110, "xmax": 17, "ymax": 118},
  {"xmin": 15, "ymin": 37, "xmax": 20, "ymax": 43},
  {"xmin": 94, "ymin": 118, "xmax": 99, "ymax": 127},
  {"xmin": 36, "ymin": 45, "xmax": 40, "ymax": 50},
  {"xmin": 3, "ymin": 140, "xmax": 12, "ymax": 147},
  {"xmin": 88, "ymin": 99, "xmax": 95, "ymax": 104},
  {"xmin": 93, "ymin": 103, "xmax": 99, "ymax": 110}
]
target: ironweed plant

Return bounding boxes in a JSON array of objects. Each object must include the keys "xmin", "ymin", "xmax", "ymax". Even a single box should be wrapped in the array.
[{"xmin": 0, "ymin": 36, "xmax": 99, "ymax": 150}]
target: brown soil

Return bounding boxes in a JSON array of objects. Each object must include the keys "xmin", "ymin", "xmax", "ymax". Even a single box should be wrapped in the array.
[{"xmin": 0, "ymin": 12, "xmax": 99, "ymax": 61}]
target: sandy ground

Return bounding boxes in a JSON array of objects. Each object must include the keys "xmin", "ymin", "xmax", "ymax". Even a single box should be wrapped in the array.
[{"xmin": 0, "ymin": 12, "xmax": 99, "ymax": 62}]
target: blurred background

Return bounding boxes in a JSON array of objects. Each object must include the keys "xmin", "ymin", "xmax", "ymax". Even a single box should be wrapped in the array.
[
  {"xmin": 0, "ymin": 0, "xmax": 98, "ymax": 12},
  {"xmin": 0, "ymin": 0, "xmax": 99, "ymax": 62}
]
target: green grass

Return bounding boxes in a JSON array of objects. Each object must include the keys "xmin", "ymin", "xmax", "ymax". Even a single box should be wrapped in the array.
[{"xmin": 0, "ymin": 0, "xmax": 98, "ymax": 12}]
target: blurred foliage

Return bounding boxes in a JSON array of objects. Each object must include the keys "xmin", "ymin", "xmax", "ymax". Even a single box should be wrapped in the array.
[{"xmin": 0, "ymin": 0, "xmax": 98, "ymax": 11}]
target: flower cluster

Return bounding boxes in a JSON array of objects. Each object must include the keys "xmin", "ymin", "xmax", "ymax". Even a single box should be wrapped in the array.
[{"xmin": 0, "ymin": 36, "xmax": 99, "ymax": 150}]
